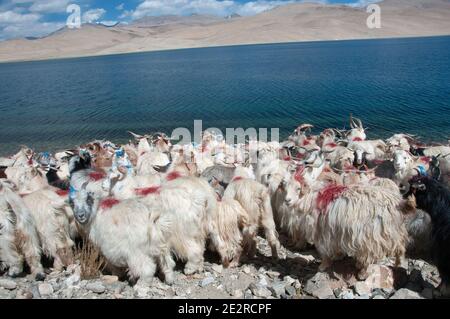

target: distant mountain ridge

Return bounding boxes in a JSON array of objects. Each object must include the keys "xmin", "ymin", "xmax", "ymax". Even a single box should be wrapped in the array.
[{"xmin": 0, "ymin": 0, "xmax": 449, "ymax": 62}]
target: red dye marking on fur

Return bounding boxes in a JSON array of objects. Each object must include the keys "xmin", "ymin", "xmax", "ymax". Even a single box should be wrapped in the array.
[
  {"xmin": 135, "ymin": 186, "xmax": 161, "ymax": 196},
  {"xmin": 316, "ymin": 184, "xmax": 348, "ymax": 214},
  {"xmin": 100, "ymin": 198, "xmax": 120, "ymax": 210},
  {"xmin": 166, "ymin": 171, "xmax": 182, "ymax": 181},
  {"xmin": 232, "ymin": 176, "xmax": 243, "ymax": 182},
  {"xmin": 283, "ymin": 156, "xmax": 291, "ymax": 161},
  {"xmin": 294, "ymin": 166, "xmax": 305, "ymax": 184},
  {"xmin": 325, "ymin": 142, "xmax": 337, "ymax": 148},
  {"xmin": 352, "ymin": 137, "xmax": 363, "ymax": 142},
  {"xmin": 372, "ymin": 160, "xmax": 385, "ymax": 165},
  {"xmin": 27, "ymin": 157, "xmax": 33, "ymax": 165},
  {"xmin": 420, "ymin": 156, "xmax": 431, "ymax": 164},
  {"xmin": 89, "ymin": 171, "xmax": 105, "ymax": 181},
  {"xmin": 323, "ymin": 167, "xmax": 331, "ymax": 173},
  {"xmin": 302, "ymin": 140, "xmax": 311, "ymax": 146},
  {"xmin": 56, "ymin": 189, "xmax": 69, "ymax": 197}
]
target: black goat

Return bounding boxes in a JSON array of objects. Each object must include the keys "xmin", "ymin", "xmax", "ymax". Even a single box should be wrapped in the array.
[
  {"xmin": 407, "ymin": 176, "xmax": 450, "ymax": 296},
  {"xmin": 45, "ymin": 166, "xmax": 70, "ymax": 190}
]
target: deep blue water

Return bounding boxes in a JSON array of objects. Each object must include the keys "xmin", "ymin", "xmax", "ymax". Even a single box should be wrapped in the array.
[{"xmin": 0, "ymin": 36, "xmax": 449, "ymax": 155}]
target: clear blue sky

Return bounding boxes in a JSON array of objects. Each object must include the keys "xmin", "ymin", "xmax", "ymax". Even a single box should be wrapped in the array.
[{"xmin": 0, "ymin": 0, "xmax": 377, "ymax": 40}]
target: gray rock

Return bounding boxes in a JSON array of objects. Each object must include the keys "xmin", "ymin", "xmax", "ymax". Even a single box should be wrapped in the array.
[
  {"xmin": 30, "ymin": 285, "xmax": 41, "ymax": 299},
  {"xmin": 382, "ymin": 288, "xmax": 394, "ymax": 297},
  {"xmin": 62, "ymin": 288, "xmax": 74, "ymax": 299},
  {"xmin": 242, "ymin": 266, "xmax": 251, "ymax": 274},
  {"xmin": 133, "ymin": 285, "xmax": 150, "ymax": 298},
  {"xmin": 333, "ymin": 288, "xmax": 344, "ymax": 298},
  {"xmin": 101, "ymin": 275, "xmax": 119, "ymax": 285},
  {"xmin": 353, "ymin": 282, "xmax": 371, "ymax": 296},
  {"xmin": 211, "ymin": 264, "xmax": 223, "ymax": 274},
  {"xmin": 357, "ymin": 294, "xmax": 370, "ymax": 299},
  {"xmin": 231, "ymin": 290, "xmax": 244, "ymax": 298},
  {"xmin": 340, "ymin": 290, "xmax": 355, "ymax": 299},
  {"xmin": 304, "ymin": 272, "xmax": 332, "ymax": 298},
  {"xmin": 15, "ymin": 289, "xmax": 33, "ymax": 299},
  {"xmin": 200, "ymin": 277, "xmax": 215, "ymax": 287},
  {"xmin": 86, "ymin": 282, "xmax": 106, "ymax": 294},
  {"xmin": 0, "ymin": 279, "xmax": 17, "ymax": 290},
  {"xmin": 285, "ymin": 285, "xmax": 297, "ymax": 297},
  {"xmin": 372, "ymin": 295, "xmax": 385, "ymax": 299},
  {"xmin": 313, "ymin": 286, "xmax": 335, "ymax": 299},
  {"xmin": 258, "ymin": 275, "xmax": 268, "ymax": 287},
  {"xmin": 266, "ymin": 271, "xmax": 280, "ymax": 279},
  {"xmin": 249, "ymin": 283, "xmax": 272, "ymax": 298},
  {"xmin": 38, "ymin": 283, "xmax": 54, "ymax": 296},
  {"xmin": 244, "ymin": 289, "xmax": 254, "ymax": 299},
  {"xmin": 390, "ymin": 288, "xmax": 425, "ymax": 299},
  {"xmin": 0, "ymin": 288, "xmax": 13, "ymax": 298},
  {"xmin": 269, "ymin": 282, "xmax": 285, "ymax": 298},
  {"xmin": 283, "ymin": 275, "xmax": 296, "ymax": 286}
]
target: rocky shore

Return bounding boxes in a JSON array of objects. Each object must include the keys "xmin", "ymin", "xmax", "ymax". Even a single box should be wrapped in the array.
[{"xmin": 0, "ymin": 235, "xmax": 443, "ymax": 299}]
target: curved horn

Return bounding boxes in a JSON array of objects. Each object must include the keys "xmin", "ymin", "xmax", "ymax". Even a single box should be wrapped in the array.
[
  {"xmin": 298, "ymin": 124, "xmax": 314, "ymax": 131},
  {"xmin": 350, "ymin": 114, "xmax": 357, "ymax": 129},
  {"xmin": 128, "ymin": 131, "xmax": 144, "ymax": 139},
  {"xmin": 355, "ymin": 117, "xmax": 363, "ymax": 129},
  {"xmin": 306, "ymin": 155, "xmax": 324, "ymax": 168}
]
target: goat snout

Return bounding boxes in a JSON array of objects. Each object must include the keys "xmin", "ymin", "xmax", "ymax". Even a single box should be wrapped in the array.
[{"xmin": 75, "ymin": 211, "xmax": 87, "ymax": 224}]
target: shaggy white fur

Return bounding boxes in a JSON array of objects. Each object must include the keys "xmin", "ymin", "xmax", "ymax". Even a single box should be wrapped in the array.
[
  {"xmin": 223, "ymin": 178, "xmax": 281, "ymax": 259},
  {"xmin": 0, "ymin": 180, "xmax": 44, "ymax": 278},
  {"xmin": 315, "ymin": 185, "xmax": 408, "ymax": 279}
]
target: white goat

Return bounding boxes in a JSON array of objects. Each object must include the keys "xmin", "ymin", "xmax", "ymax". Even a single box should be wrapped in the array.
[
  {"xmin": 223, "ymin": 170, "xmax": 281, "ymax": 259},
  {"xmin": 315, "ymin": 184, "xmax": 408, "ymax": 279},
  {"xmin": 0, "ymin": 179, "xmax": 44, "ymax": 279}
]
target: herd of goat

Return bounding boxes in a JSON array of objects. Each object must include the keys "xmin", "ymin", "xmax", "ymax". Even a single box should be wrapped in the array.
[{"xmin": 0, "ymin": 116, "xmax": 449, "ymax": 296}]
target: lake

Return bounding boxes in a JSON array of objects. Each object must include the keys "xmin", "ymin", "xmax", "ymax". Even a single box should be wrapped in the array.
[{"xmin": 0, "ymin": 36, "xmax": 449, "ymax": 155}]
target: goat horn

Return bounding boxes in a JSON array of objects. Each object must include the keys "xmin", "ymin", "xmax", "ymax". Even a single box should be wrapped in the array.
[
  {"xmin": 128, "ymin": 131, "xmax": 144, "ymax": 139},
  {"xmin": 298, "ymin": 124, "xmax": 314, "ymax": 131},
  {"xmin": 305, "ymin": 157, "xmax": 324, "ymax": 168},
  {"xmin": 355, "ymin": 118, "xmax": 363, "ymax": 129},
  {"xmin": 350, "ymin": 114, "xmax": 356, "ymax": 129}
]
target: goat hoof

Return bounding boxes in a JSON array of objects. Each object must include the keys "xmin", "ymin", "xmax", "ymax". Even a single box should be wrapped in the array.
[
  {"xmin": 7, "ymin": 267, "xmax": 22, "ymax": 278},
  {"xmin": 165, "ymin": 274, "xmax": 175, "ymax": 285},
  {"xmin": 35, "ymin": 272, "xmax": 46, "ymax": 281},
  {"xmin": 356, "ymin": 270, "xmax": 369, "ymax": 281}
]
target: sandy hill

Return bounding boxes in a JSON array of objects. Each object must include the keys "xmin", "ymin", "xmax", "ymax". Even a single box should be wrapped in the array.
[{"xmin": 0, "ymin": 0, "xmax": 449, "ymax": 62}]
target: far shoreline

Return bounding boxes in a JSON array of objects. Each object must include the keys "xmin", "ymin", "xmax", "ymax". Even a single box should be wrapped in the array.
[{"xmin": 1, "ymin": 34, "xmax": 449, "ymax": 65}]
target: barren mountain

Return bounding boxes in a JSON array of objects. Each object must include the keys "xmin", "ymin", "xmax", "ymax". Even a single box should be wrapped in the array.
[{"xmin": 0, "ymin": 0, "xmax": 449, "ymax": 62}]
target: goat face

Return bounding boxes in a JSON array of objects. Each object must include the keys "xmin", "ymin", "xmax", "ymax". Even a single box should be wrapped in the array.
[
  {"xmin": 353, "ymin": 149, "xmax": 369, "ymax": 167},
  {"xmin": 284, "ymin": 177, "xmax": 302, "ymax": 207},
  {"xmin": 337, "ymin": 151, "xmax": 355, "ymax": 170},
  {"xmin": 68, "ymin": 154, "xmax": 92, "ymax": 175},
  {"xmin": 71, "ymin": 189, "xmax": 95, "ymax": 224},
  {"xmin": 394, "ymin": 150, "xmax": 412, "ymax": 171},
  {"xmin": 405, "ymin": 175, "xmax": 437, "ymax": 212}
]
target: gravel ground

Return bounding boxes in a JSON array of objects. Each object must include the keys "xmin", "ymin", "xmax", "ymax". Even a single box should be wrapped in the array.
[{"xmin": 0, "ymin": 235, "xmax": 445, "ymax": 299}]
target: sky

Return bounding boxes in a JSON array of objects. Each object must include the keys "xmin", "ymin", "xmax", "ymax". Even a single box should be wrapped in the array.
[{"xmin": 0, "ymin": 0, "xmax": 379, "ymax": 41}]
